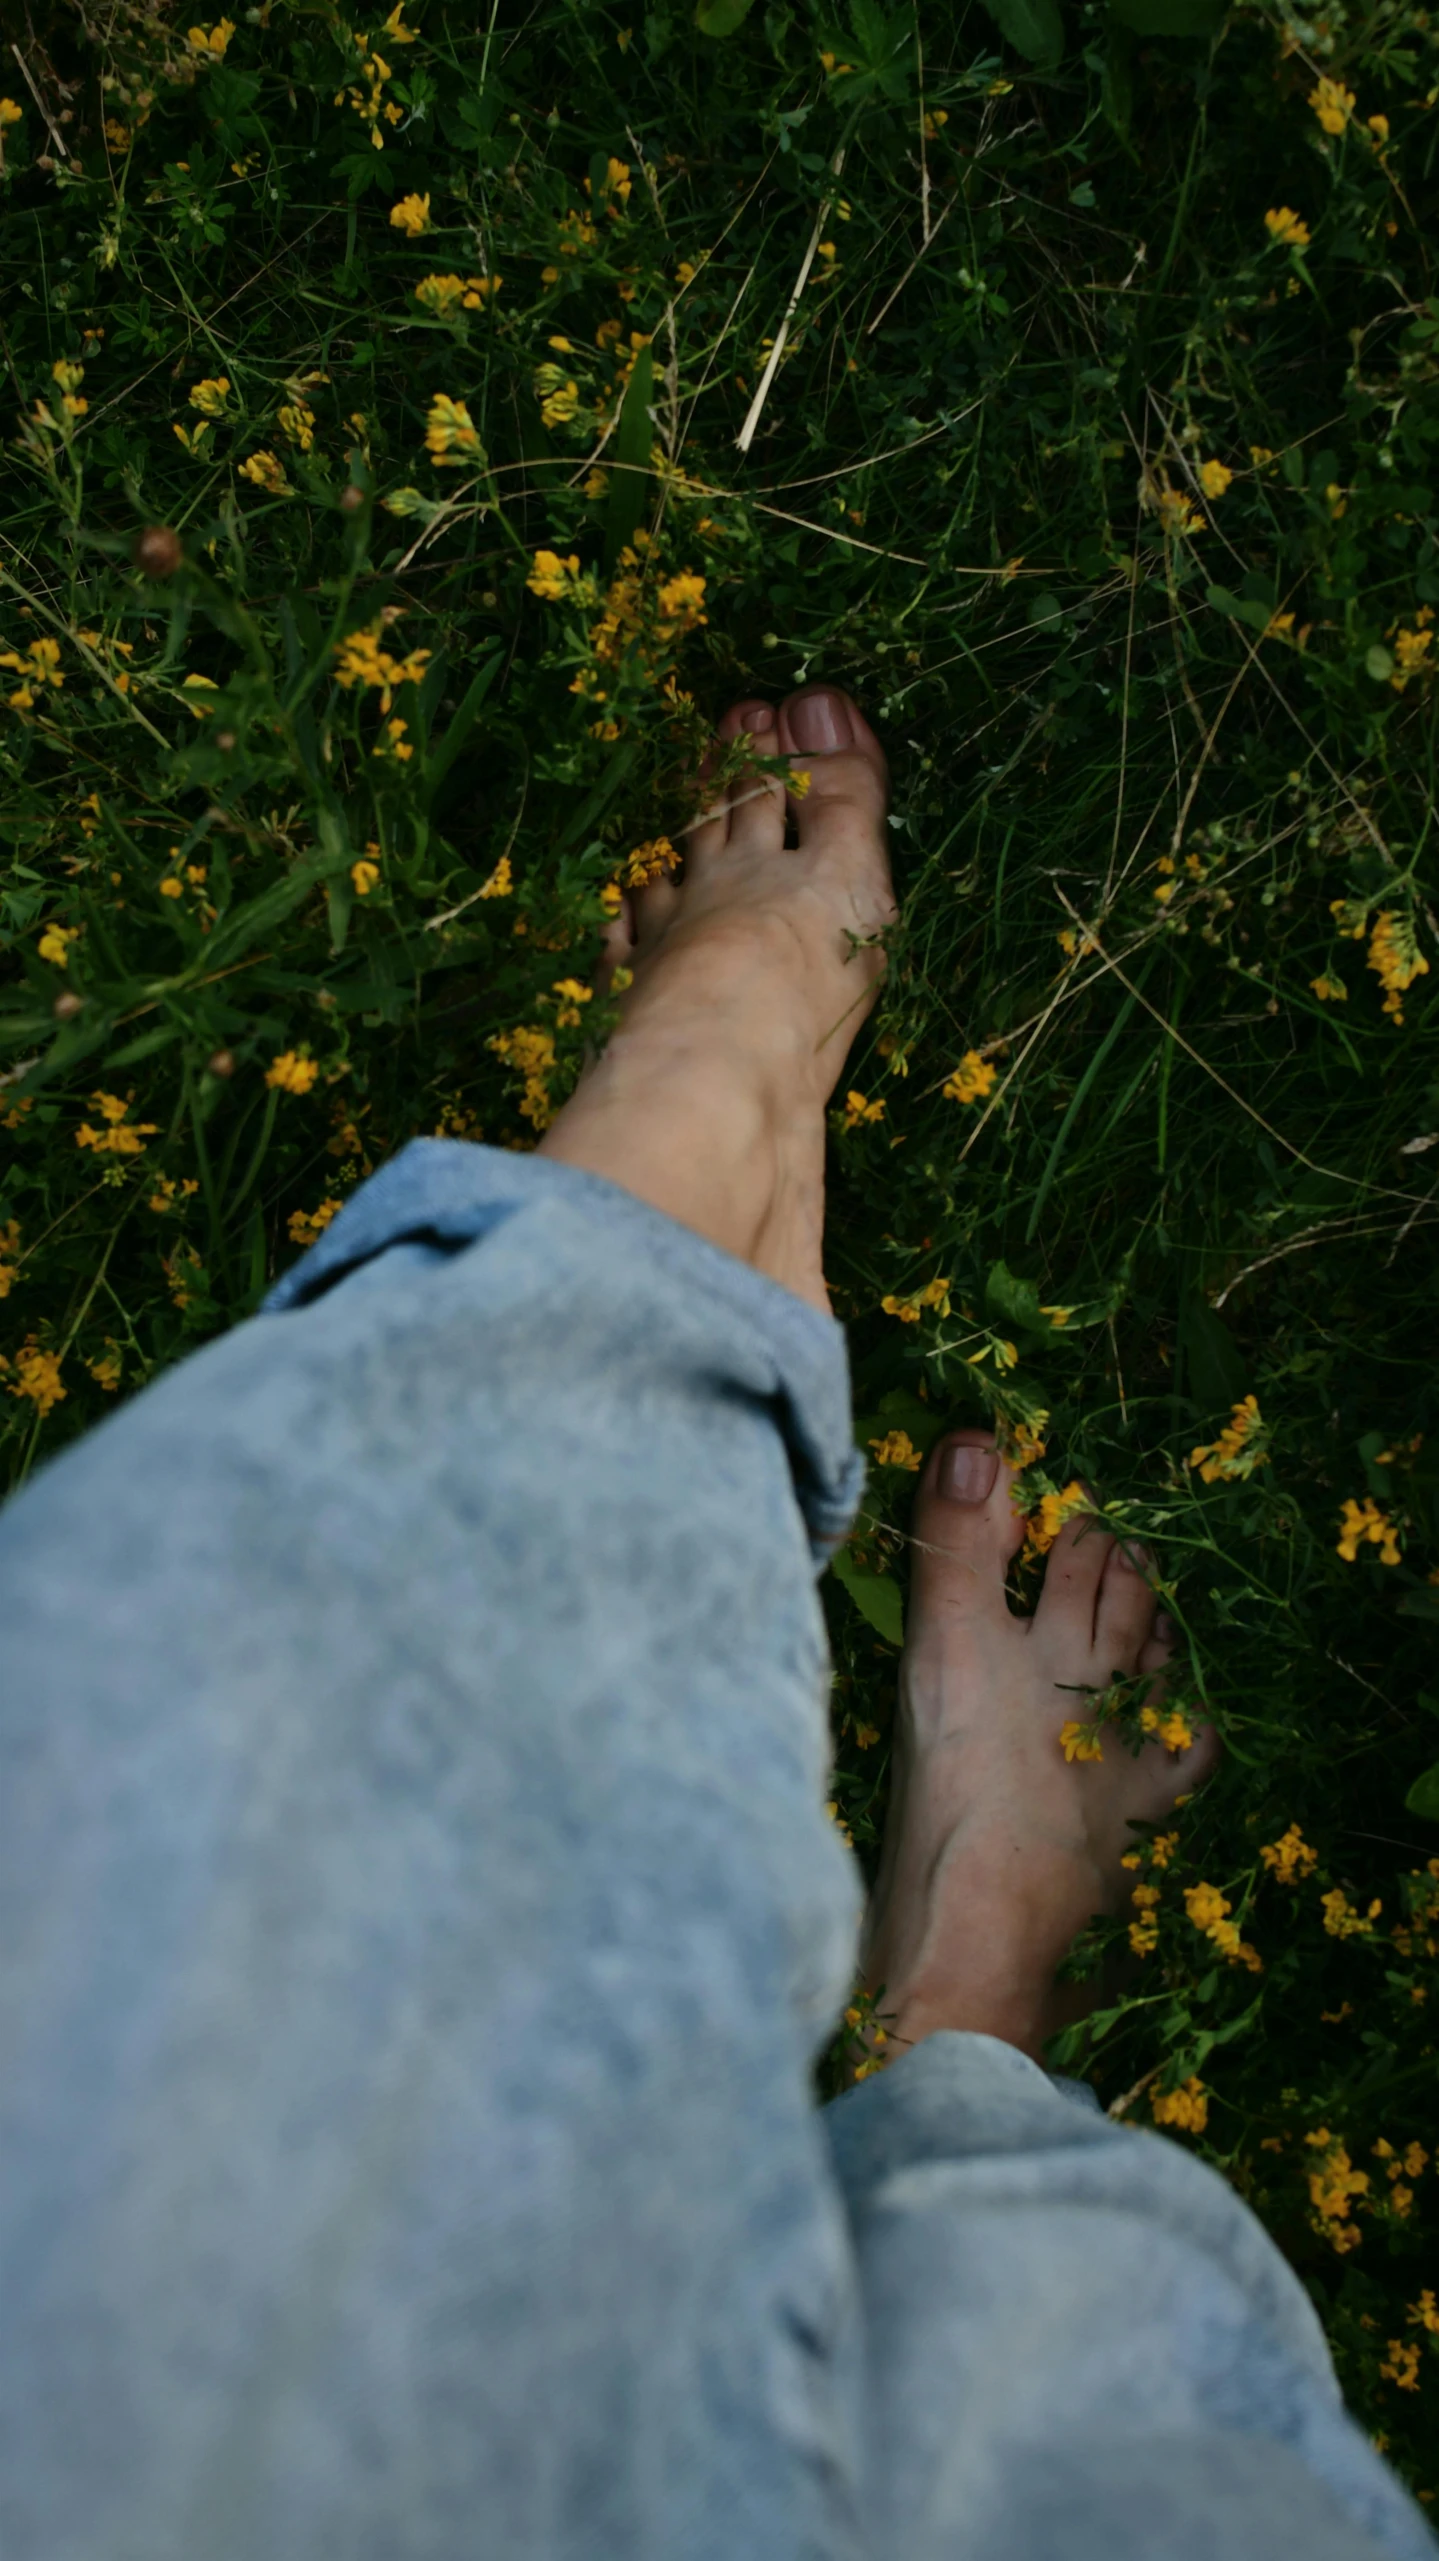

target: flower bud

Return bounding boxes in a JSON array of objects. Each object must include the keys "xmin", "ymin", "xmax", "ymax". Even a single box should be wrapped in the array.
[{"xmin": 133, "ymin": 525, "xmax": 183, "ymax": 578}]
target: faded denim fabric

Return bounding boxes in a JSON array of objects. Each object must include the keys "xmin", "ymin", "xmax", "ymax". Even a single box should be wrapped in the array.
[{"xmin": 0, "ymin": 1141, "xmax": 1429, "ymax": 2561}]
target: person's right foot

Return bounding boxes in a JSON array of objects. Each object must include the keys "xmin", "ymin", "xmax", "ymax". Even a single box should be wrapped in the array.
[
  {"xmin": 861, "ymin": 1432, "xmax": 1220, "ymax": 2063},
  {"xmin": 541, "ymin": 686, "xmax": 895, "ymax": 1310}
]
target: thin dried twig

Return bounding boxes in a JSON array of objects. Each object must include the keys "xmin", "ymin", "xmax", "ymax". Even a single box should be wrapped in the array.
[{"xmin": 736, "ymin": 145, "xmax": 846, "ymax": 455}]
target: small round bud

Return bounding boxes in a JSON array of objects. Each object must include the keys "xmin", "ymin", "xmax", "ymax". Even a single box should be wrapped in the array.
[
  {"xmin": 339, "ymin": 483, "xmax": 365, "ymax": 514},
  {"xmin": 53, "ymin": 990, "xmax": 84, "ymax": 1020},
  {"xmin": 215, "ymin": 729, "xmax": 237, "ymax": 752},
  {"xmin": 134, "ymin": 524, "xmax": 183, "ymax": 578},
  {"xmin": 207, "ymin": 1048, "xmax": 236, "ymax": 1078}
]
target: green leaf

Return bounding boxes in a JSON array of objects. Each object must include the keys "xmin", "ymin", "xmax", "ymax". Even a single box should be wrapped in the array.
[
  {"xmin": 829, "ymin": 1542, "xmax": 905, "ymax": 1645},
  {"xmin": 424, "ymin": 646, "xmax": 503, "ymax": 805},
  {"xmin": 1109, "ymin": 0, "xmax": 1224, "ymax": 32},
  {"xmin": 1206, "ymin": 584, "xmax": 1274, "ymax": 635},
  {"xmin": 1398, "ymin": 1588, "xmax": 1439, "ymax": 1622},
  {"xmin": 696, "ymin": 0, "xmax": 758, "ymax": 37},
  {"xmin": 977, "ymin": 0, "xmax": 1064, "ymax": 65},
  {"xmin": 1404, "ymin": 1762, "xmax": 1439, "ymax": 1820},
  {"xmin": 604, "ymin": 343, "xmax": 656, "ymax": 565}
]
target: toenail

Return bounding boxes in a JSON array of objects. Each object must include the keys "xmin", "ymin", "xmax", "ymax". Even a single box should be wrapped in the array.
[
  {"xmin": 1155, "ymin": 1610, "xmax": 1176, "ymax": 1641},
  {"xmin": 788, "ymin": 687, "xmax": 853, "ymax": 754},
  {"xmin": 1117, "ymin": 1540, "xmax": 1152, "ymax": 1574},
  {"xmin": 937, "ymin": 1442, "xmax": 998, "ymax": 1505},
  {"xmin": 742, "ymin": 703, "xmax": 775, "ymax": 734}
]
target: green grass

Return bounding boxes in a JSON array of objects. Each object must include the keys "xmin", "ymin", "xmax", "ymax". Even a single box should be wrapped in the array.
[{"xmin": 3, "ymin": 0, "xmax": 1438, "ymax": 2485}]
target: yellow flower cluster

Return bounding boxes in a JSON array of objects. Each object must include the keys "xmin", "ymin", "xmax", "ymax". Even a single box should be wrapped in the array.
[
  {"xmin": 478, "ymin": 854, "xmax": 512, "ymax": 899},
  {"xmin": 881, "ymin": 1275, "xmax": 951, "ymax": 1324},
  {"xmin": 622, "ymin": 836, "xmax": 680, "ymax": 889},
  {"xmin": 0, "ymin": 98, "xmax": 23, "ymax": 129},
  {"xmin": 38, "ymin": 920, "xmax": 77, "ymax": 967},
  {"xmin": 1059, "ymin": 1719, "xmax": 1105, "ymax": 1765},
  {"xmin": 942, "ymin": 1049, "xmax": 997, "ymax": 1105},
  {"xmin": 415, "ymin": 274, "xmax": 501, "ymax": 319},
  {"xmin": 0, "ymin": 1219, "xmax": 20, "ymax": 1300},
  {"xmin": 488, "ymin": 1023, "xmax": 557, "ymax": 1130},
  {"xmin": 1309, "ymin": 76, "xmax": 1356, "ymax": 135},
  {"xmin": 1390, "ymin": 624, "xmax": 1433, "ymax": 690},
  {"xmin": 1366, "ymin": 910, "xmax": 1429, "ymax": 1023},
  {"xmin": 1026, "ymin": 1479, "xmax": 1088, "ymax": 1555},
  {"xmin": 189, "ymin": 375, "xmax": 230, "ymax": 417},
  {"xmin": 1129, "ymin": 1880, "xmax": 1161, "ymax": 1955},
  {"xmin": 4, "ymin": 1340, "xmax": 65, "ymax": 1416},
  {"xmin": 389, "ymin": 191, "xmax": 430, "ymax": 235},
  {"xmin": 1139, "ymin": 1701, "xmax": 1194, "ymax": 1753},
  {"xmin": 1197, "ymin": 458, "xmax": 1232, "ymax": 500},
  {"xmin": 1264, "ymin": 206, "xmax": 1311, "ymax": 248},
  {"xmin": 266, "ymin": 1050, "xmax": 319, "ymax": 1095},
  {"xmin": 288, "ymin": 1197, "xmax": 342, "ymax": 1249},
  {"xmin": 75, "ymin": 1091, "xmax": 158, "ymax": 1155},
  {"xmin": 843, "ymin": 1091, "xmax": 885, "ymax": 1131},
  {"xmin": 869, "ymin": 1429, "xmax": 922, "ymax": 1471},
  {"xmin": 424, "ymin": 392, "xmax": 483, "ymax": 464},
  {"xmin": 2, "ymin": 634, "xmax": 64, "ymax": 712},
  {"xmin": 1152, "ymin": 2077, "xmax": 1209, "ymax": 2133},
  {"xmin": 1321, "ymin": 1887, "xmax": 1381, "ymax": 1938},
  {"xmin": 1305, "ymin": 2125, "xmax": 1369, "ymax": 2253},
  {"xmin": 527, "ymin": 549, "xmax": 584, "ymax": 600},
  {"xmin": 1380, "ymin": 2338, "xmax": 1421, "ymax": 2391},
  {"xmin": 1336, "ymin": 1496, "xmax": 1401, "ymax": 1565},
  {"xmin": 333, "ymin": 11, "xmax": 414, "ymax": 149},
  {"xmin": 1188, "ymin": 1393, "xmax": 1269, "ymax": 1484},
  {"xmin": 87, "ymin": 1343, "xmax": 123, "ymax": 1391},
  {"xmin": 188, "ymin": 20, "xmax": 235, "ymax": 58},
  {"xmin": 239, "ymin": 450, "xmax": 288, "ymax": 493},
  {"xmin": 1259, "ymin": 1823, "xmax": 1318, "ymax": 1884},
  {"xmin": 276, "ymin": 398, "xmax": 316, "ymax": 452},
  {"xmin": 333, "ymin": 620, "xmax": 432, "ymax": 712},
  {"xmin": 1184, "ymin": 1879, "xmax": 1261, "ymax": 1971}
]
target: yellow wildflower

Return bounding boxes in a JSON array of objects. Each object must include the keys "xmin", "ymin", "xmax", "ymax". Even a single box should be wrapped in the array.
[
  {"xmin": 1309, "ymin": 76, "xmax": 1356, "ymax": 135},
  {"xmin": 462, "ymin": 274, "xmax": 501, "ymax": 305},
  {"xmin": 1188, "ymin": 1393, "xmax": 1269, "ymax": 1484},
  {"xmin": 1140, "ymin": 1703, "xmax": 1194, "ymax": 1753},
  {"xmin": 527, "ymin": 550, "xmax": 582, "ymax": 600},
  {"xmin": 943, "ymin": 1050, "xmax": 997, "ymax": 1104},
  {"xmin": 843, "ymin": 1091, "xmax": 886, "ymax": 1131},
  {"xmin": 239, "ymin": 450, "xmax": 289, "ymax": 493},
  {"xmin": 351, "ymin": 858, "xmax": 380, "ymax": 896},
  {"xmin": 87, "ymin": 1343, "xmax": 123, "ymax": 1392},
  {"xmin": 332, "ymin": 620, "xmax": 431, "ymax": 712},
  {"xmin": 869, "ymin": 1429, "xmax": 922, "ymax": 1471},
  {"xmin": 1305, "ymin": 2127, "xmax": 1369, "ymax": 2252},
  {"xmin": 478, "ymin": 854, "xmax": 513, "ymax": 899},
  {"xmin": 655, "ymin": 572, "xmax": 707, "ymax": 632},
  {"xmin": 188, "ymin": 18, "xmax": 235, "ymax": 55},
  {"xmin": 1410, "ymin": 2290, "xmax": 1439, "ymax": 2334},
  {"xmin": 0, "ymin": 99, "xmax": 23, "ymax": 128},
  {"xmin": 1380, "ymin": 2339, "xmax": 1421, "ymax": 2391},
  {"xmin": 488, "ymin": 1023, "xmax": 557, "ymax": 1129},
  {"xmin": 266, "ymin": 1050, "xmax": 320, "ymax": 1095},
  {"xmin": 1129, "ymin": 1883, "xmax": 1161, "ymax": 1956},
  {"xmin": 75, "ymin": 1091, "xmax": 159, "ymax": 1155},
  {"xmin": 1366, "ymin": 910, "xmax": 1428, "ymax": 1022},
  {"xmin": 1152, "ymin": 2078, "xmax": 1209, "ymax": 2134},
  {"xmin": 276, "ymin": 399, "xmax": 316, "ymax": 451},
  {"xmin": 1157, "ymin": 485, "xmax": 1204, "ymax": 537},
  {"xmin": 1259, "ymin": 1823, "xmax": 1318, "ymax": 1884},
  {"xmin": 552, "ymin": 978, "xmax": 592, "ymax": 1028},
  {"xmin": 1321, "ymin": 1887, "xmax": 1380, "ymax": 1937},
  {"xmin": 1184, "ymin": 1879, "xmax": 1262, "ymax": 1970},
  {"xmin": 288, "ymin": 1197, "xmax": 343, "ymax": 1248},
  {"xmin": 188, "ymin": 375, "xmax": 230, "ymax": 417},
  {"xmin": 38, "ymin": 922, "xmax": 78, "ymax": 968},
  {"xmin": 425, "ymin": 392, "xmax": 482, "ymax": 465},
  {"xmin": 373, "ymin": 716, "xmax": 413, "ymax": 761},
  {"xmin": 1027, "ymin": 1480, "xmax": 1089, "ymax": 1555},
  {"xmin": 1264, "ymin": 206, "xmax": 1311, "ymax": 248},
  {"xmin": 1059, "ymin": 1720, "xmax": 1104, "ymax": 1765},
  {"xmin": 0, "ymin": 1219, "xmax": 19, "ymax": 1299},
  {"xmin": 1198, "ymin": 458, "xmax": 1233, "ymax": 500},
  {"xmin": 1336, "ymin": 1496, "xmax": 1401, "ymax": 1565},
  {"xmin": 389, "ymin": 191, "xmax": 431, "ymax": 235},
  {"xmin": 1310, "ymin": 974, "xmax": 1347, "ymax": 1002},
  {"xmin": 7, "ymin": 1341, "xmax": 65, "ymax": 1417},
  {"xmin": 1391, "ymin": 627, "xmax": 1434, "ymax": 690},
  {"xmin": 622, "ymin": 837, "xmax": 681, "ymax": 888},
  {"xmin": 540, "ymin": 378, "xmax": 580, "ymax": 428}
]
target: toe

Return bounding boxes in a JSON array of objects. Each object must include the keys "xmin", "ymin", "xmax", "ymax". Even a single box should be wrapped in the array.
[
  {"xmin": 1092, "ymin": 1537, "xmax": 1161, "ymax": 1678},
  {"xmin": 1032, "ymin": 1503, "xmax": 1113, "ymax": 1656},
  {"xmin": 719, "ymin": 699, "xmax": 786, "ymax": 859},
  {"xmin": 908, "ymin": 1431, "xmax": 1027, "ymax": 1629},
  {"xmin": 778, "ymin": 684, "xmax": 889, "ymax": 822}
]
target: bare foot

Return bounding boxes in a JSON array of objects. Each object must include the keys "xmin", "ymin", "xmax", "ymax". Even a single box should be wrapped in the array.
[
  {"xmin": 539, "ymin": 686, "xmax": 895, "ymax": 1310},
  {"xmin": 861, "ymin": 1432, "xmax": 1221, "ymax": 2064}
]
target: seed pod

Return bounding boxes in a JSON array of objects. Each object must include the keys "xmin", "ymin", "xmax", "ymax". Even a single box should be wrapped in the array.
[
  {"xmin": 133, "ymin": 525, "xmax": 183, "ymax": 578},
  {"xmin": 53, "ymin": 991, "xmax": 84, "ymax": 1020},
  {"xmin": 339, "ymin": 483, "xmax": 365, "ymax": 514},
  {"xmin": 207, "ymin": 1048, "xmax": 236, "ymax": 1078}
]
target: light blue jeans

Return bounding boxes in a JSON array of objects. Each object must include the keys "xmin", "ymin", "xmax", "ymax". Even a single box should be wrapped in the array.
[{"xmin": 0, "ymin": 1143, "xmax": 1429, "ymax": 2560}]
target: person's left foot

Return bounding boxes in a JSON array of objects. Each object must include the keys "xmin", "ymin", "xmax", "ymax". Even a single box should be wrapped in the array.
[{"xmin": 860, "ymin": 1432, "xmax": 1220, "ymax": 2063}]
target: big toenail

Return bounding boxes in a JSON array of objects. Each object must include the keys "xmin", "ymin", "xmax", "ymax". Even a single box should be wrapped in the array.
[
  {"xmin": 789, "ymin": 688, "xmax": 852, "ymax": 753},
  {"xmin": 938, "ymin": 1443, "xmax": 998, "ymax": 1505}
]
